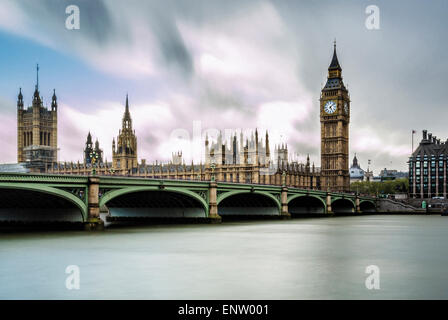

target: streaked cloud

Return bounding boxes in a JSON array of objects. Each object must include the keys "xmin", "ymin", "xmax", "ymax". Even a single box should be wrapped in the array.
[{"xmin": 1, "ymin": 0, "xmax": 447, "ymax": 173}]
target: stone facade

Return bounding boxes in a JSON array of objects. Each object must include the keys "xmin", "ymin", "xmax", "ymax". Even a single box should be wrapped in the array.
[
  {"xmin": 320, "ymin": 42, "xmax": 350, "ymax": 192},
  {"xmin": 44, "ymin": 45, "xmax": 362, "ymax": 191},
  {"xmin": 112, "ymin": 94, "xmax": 138, "ymax": 174},
  {"xmin": 17, "ymin": 65, "xmax": 58, "ymax": 172}
]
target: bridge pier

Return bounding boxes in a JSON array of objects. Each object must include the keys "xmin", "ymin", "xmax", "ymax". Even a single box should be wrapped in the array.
[
  {"xmin": 326, "ymin": 193, "xmax": 333, "ymax": 215},
  {"xmin": 85, "ymin": 176, "xmax": 104, "ymax": 231},
  {"xmin": 355, "ymin": 196, "xmax": 361, "ymax": 213},
  {"xmin": 208, "ymin": 181, "xmax": 222, "ymax": 223},
  {"xmin": 280, "ymin": 186, "xmax": 291, "ymax": 219}
]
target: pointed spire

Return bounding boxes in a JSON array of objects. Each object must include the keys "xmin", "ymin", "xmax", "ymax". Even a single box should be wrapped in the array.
[
  {"xmin": 265, "ymin": 130, "xmax": 270, "ymax": 157},
  {"xmin": 329, "ymin": 39, "xmax": 342, "ymax": 71},
  {"xmin": 122, "ymin": 93, "xmax": 132, "ymax": 130},
  {"xmin": 125, "ymin": 93, "xmax": 130, "ymax": 115},
  {"xmin": 36, "ymin": 64, "xmax": 39, "ymax": 91},
  {"xmin": 17, "ymin": 88, "xmax": 24, "ymax": 109},
  {"xmin": 32, "ymin": 64, "xmax": 42, "ymax": 104},
  {"xmin": 51, "ymin": 89, "xmax": 57, "ymax": 110},
  {"xmin": 353, "ymin": 153, "xmax": 359, "ymax": 167},
  {"xmin": 86, "ymin": 131, "xmax": 92, "ymax": 144}
]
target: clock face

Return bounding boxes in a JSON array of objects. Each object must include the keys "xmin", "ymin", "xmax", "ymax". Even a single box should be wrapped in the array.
[
  {"xmin": 344, "ymin": 102, "xmax": 349, "ymax": 114},
  {"xmin": 324, "ymin": 100, "xmax": 337, "ymax": 114}
]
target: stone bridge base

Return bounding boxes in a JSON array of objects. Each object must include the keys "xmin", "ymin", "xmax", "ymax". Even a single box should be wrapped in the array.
[
  {"xmin": 84, "ymin": 217, "xmax": 104, "ymax": 231},
  {"xmin": 105, "ymin": 216, "xmax": 222, "ymax": 225}
]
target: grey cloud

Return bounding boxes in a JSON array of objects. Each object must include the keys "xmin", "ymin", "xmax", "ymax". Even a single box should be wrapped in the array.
[
  {"xmin": 144, "ymin": 4, "xmax": 194, "ymax": 77},
  {"xmin": 5, "ymin": 0, "xmax": 448, "ymax": 173},
  {"xmin": 197, "ymin": 84, "xmax": 253, "ymax": 115},
  {"xmin": 18, "ymin": 0, "xmax": 116, "ymax": 45}
]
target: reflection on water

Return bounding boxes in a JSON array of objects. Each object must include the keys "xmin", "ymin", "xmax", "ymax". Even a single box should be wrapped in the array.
[{"xmin": 1, "ymin": 215, "xmax": 448, "ymax": 299}]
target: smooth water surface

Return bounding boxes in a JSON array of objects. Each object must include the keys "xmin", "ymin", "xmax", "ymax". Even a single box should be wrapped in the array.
[{"xmin": 1, "ymin": 215, "xmax": 447, "ymax": 299}]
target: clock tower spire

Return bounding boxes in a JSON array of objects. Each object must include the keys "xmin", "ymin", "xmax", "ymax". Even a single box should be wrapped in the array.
[{"xmin": 320, "ymin": 42, "xmax": 350, "ymax": 192}]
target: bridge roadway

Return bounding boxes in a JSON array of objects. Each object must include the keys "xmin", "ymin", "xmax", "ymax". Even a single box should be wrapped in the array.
[{"xmin": 0, "ymin": 173, "xmax": 377, "ymax": 230}]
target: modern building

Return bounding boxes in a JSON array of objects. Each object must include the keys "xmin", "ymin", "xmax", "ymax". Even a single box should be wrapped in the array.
[
  {"xmin": 320, "ymin": 41, "xmax": 350, "ymax": 192},
  {"xmin": 349, "ymin": 154, "xmax": 365, "ymax": 182},
  {"xmin": 17, "ymin": 65, "xmax": 58, "ymax": 172},
  {"xmin": 409, "ymin": 130, "xmax": 447, "ymax": 198}
]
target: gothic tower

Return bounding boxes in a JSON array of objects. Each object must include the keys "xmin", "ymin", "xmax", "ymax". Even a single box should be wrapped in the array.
[
  {"xmin": 320, "ymin": 42, "xmax": 350, "ymax": 192},
  {"xmin": 112, "ymin": 94, "xmax": 138, "ymax": 174},
  {"xmin": 84, "ymin": 132, "xmax": 103, "ymax": 164},
  {"xmin": 17, "ymin": 65, "xmax": 58, "ymax": 171},
  {"xmin": 84, "ymin": 132, "xmax": 93, "ymax": 164}
]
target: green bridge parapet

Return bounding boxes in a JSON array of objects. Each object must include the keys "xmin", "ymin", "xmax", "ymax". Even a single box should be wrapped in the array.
[{"xmin": 0, "ymin": 172, "xmax": 377, "ymax": 230}]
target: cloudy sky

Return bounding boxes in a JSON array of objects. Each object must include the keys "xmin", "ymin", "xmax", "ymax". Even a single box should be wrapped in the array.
[{"xmin": 0, "ymin": 0, "xmax": 447, "ymax": 173}]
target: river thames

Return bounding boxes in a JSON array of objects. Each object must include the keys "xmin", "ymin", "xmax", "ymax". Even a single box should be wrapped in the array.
[{"xmin": 1, "ymin": 215, "xmax": 447, "ymax": 299}]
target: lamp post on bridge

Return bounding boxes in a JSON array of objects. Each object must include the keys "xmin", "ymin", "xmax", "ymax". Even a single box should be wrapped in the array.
[
  {"xmin": 280, "ymin": 171, "xmax": 290, "ymax": 219},
  {"xmin": 210, "ymin": 162, "xmax": 216, "ymax": 182},
  {"xmin": 89, "ymin": 151, "xmax": 99, "ymax": 176},
  {"xmin": 208, "ymin": 161, "xmax": 221, "ymax": 223}
]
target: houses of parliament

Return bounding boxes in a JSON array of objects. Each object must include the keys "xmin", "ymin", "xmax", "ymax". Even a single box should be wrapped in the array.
[{"xmin": 16, "ymin": 44, "xmax": 351, "ymax": 192}]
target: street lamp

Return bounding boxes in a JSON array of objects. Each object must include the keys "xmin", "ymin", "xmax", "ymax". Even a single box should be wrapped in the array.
[
  {"xmin": 89, "ymin": 151, "xmax": 99, "ymax": 175},
  {"xmin": 282, "ymin": 170, "xmax": 286, "ymax": 187},
  {"xmin": 210, "ymin": 162, "xmax": 216, "ymax": 182}
]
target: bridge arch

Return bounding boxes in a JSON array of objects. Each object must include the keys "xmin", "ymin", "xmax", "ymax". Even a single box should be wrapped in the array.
[
  {"xmin": 360, "ymin": 200, "xmax": 376, "ymax": 212},
  {"xmin": 331, "ymin": 198, "xmax": 355, "ymax": 214},
  {"xmin": 217, "ymin": 190, "xmax": 281, "ymax": 216},
  {"xmin": 99, "ymin": 186, "xmax": 209, "ymax": 218},
  {"xmin": 0, "ymin": 184, "xmax": 87, "ymax": 221},
  {"xmin": 287, "ymin": 194, "xmax": 326, "ymax": 215}
]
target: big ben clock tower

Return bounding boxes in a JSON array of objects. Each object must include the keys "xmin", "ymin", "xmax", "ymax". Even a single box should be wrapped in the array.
[{"xmin": 320, "ymin": 41, "xmax": 350, "ymax": 192}]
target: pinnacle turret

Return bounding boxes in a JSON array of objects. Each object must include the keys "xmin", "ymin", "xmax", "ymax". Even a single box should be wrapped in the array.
[{"xmin": 122, "ymin": 94, "xmax": 133, "ymax": 130}]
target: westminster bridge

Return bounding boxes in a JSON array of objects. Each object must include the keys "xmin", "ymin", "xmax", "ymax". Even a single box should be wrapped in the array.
[{"xmin": 0, "ymin": 172, "xmax": 377, "ymax": 229}]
